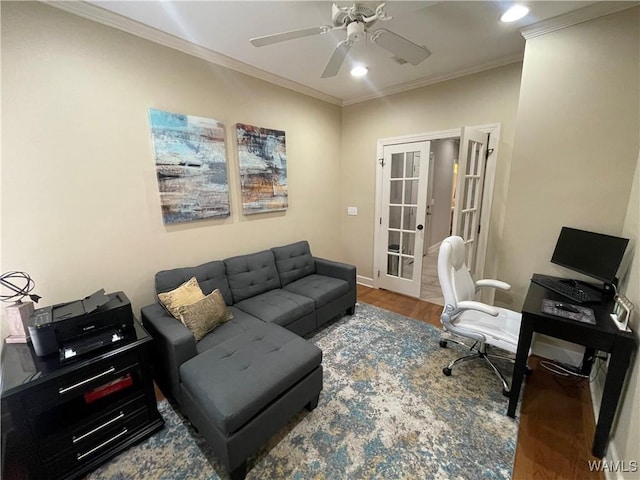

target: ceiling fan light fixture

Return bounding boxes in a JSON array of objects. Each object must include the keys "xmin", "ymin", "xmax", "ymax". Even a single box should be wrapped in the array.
[
  {"xmin": 350, "ymin": 65, "xmax": 368, "ymax": 77},
  {"xmin": 500, "ymin": 5, "xmax": 529, "ymax": 23}
]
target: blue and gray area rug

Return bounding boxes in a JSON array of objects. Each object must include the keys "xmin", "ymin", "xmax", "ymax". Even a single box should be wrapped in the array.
[{"xmin": 89, "ymin": 302, "xmax": 518, "ymax": 480}]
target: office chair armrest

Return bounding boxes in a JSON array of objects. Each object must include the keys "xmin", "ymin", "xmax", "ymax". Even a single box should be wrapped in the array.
[
  {"xmin": 441, "ymin": 303, "xmax": 488, "ymax": 342},
  {"xmin": 456, "ymin": 300, "xmax": 500, "ymax": 317},
  {"xmin": 475, "ymin": 279, "xmax": 511, "ymax": 291}
]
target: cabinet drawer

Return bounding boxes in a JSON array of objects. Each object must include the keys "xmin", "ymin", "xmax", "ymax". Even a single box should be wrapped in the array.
[
  {"xmin": 38, "ymin": 394, "xmax": 148, "ymax": 460},
  {"xmin": 29, "ymin": 367, "xmax": 144, "ymax": 441},
  {"xmin": 22, "ymin": 350, "xmax": 140, "ymax": 415},
  {"xmin": 43, "ymin": 409, "xmax": 152, "ymax": 479}
]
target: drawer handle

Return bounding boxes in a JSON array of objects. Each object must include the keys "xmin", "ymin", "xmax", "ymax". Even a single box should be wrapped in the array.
[
  {"xmin": 76, "ymin": 428, "xmax": 128, "ymax": 461},
  {"xmin": 73, "ymin": 411, "xmax": 125, "ymax": 444},
  {"xmin": 59, "ymin": 367, "xmax": 116, "ymax": 394}
]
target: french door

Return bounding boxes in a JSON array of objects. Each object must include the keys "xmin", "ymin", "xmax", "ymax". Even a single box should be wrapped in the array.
[
  {"xmin": 377, "ymin": 141, "xmax": 430, "ymax": 297},
  {"xmin": 451, "ymin": 127, "xmax": 488, "ymax": 274}
]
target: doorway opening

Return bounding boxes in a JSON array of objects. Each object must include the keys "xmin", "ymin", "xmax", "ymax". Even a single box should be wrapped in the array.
[
  {"xmin": 420, "ymin": 138, "xmax": 460, "ymax": 305},
  {"xmin": 373, "ymin": 124, "xmax": 500, "ymax": 304}
]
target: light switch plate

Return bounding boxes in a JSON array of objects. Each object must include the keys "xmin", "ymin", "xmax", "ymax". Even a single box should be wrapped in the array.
[{"xmin": 347, "ymin": 207, "xmax": 358, "ymax": 216}]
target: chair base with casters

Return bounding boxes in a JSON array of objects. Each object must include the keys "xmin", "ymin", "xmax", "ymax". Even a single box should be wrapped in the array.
[{"xmin": 439, "ymin": 337, "xmax": 517, "ymax": 396}]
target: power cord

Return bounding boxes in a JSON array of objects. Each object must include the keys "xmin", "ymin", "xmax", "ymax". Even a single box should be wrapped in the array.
[
  {"xmin": 589, "ymin": 355, "xmax": 608, "ymax": 384},
  {"xmin": 539, "ymin": 359, "xmax": 589, "ymax": 379},
  {"xmin": 539, "ymin": 353, "xmax": 608, "ymax": 386}
]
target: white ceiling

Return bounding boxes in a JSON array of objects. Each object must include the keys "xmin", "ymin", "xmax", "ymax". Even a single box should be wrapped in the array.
[{"xmin": 62, "ymin": 1, "xmax": 629, "ymax": 105}]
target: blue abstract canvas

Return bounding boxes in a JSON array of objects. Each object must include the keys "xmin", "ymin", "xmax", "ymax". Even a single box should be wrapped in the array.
[
  {"xmin": 236, "ymin": 123, "xmax": 288, "ymax": 215},
  {"xmin": 149, "ymin": 109, "xmax": 229, "ymax": 224}
]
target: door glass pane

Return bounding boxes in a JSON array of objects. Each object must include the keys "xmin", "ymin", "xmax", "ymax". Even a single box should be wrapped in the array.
[
  {"xmin": 391, "ymin": 153, "xmax": 404, "ymax": 178},
  {"xmin": 404, "ymin": 179, "xmax": 418, "ymax": 204},
  {"xmin": 463, "ymin": 178, "xmax": 477, "ymax": 210},
  {"xmin": 472, "ymin": 147, "xmax": 481, "ymax": 175},
  {"xmin": 403, "ymin": 206, "xmax": 416, "ymax": 231},
  {"xmin": 402, "ymin": 232, "xmax": 415, "ymax": 255},
  {"xmin": 387, "ymin": 254, "xmax": 399, "ymax": 277},
  {"xmin": 463, "ymin": 179, "xmax": 472, "ymax": 209},
  {"xmin": 390, "ymin": 180, "xmax": 403, "ymax": 204},
  {"xmin": 465, "ymin": 142, "xmax": 474, "ymax": 174},
  {"xmin": 401, "ymin": 257, "xmax": 414, "ymax": 279},
  {"xmin": 389, "ymin": 206, "xmax": 401, "ymax": 229},
  {"xmin": 463, "ymin": 213, "xmax": 473, "ymax": 239},
  {"xmin": 387, "ymin": 231, "xmax": 400, "ymax": 252},
  {"xmin": 405, "ymin": 152, "xmax": 420, "ymax": 178}
]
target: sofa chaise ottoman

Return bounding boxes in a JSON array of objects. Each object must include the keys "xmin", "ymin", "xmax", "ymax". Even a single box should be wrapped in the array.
[{"xmin": 141, "ymin": 241, "xmax": 356, "ymax": 479}]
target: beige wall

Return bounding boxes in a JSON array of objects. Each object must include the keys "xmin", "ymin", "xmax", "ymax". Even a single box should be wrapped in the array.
[
  {"xmin": 615, "ymin": 153, "xmax": 639, "ymax": 476},
  {"xmin": 340, "ymin": 63, "xmax": 523, "ymax": 281},
  {"xmin": 1, "ymin": 2, "xmax": 342, "ymax": 319},
  {"xmin": 500, "ymin": 7, "xmax": 640, "ymax": 465},
  {"xmin": 499, "ymin": 8, "xmax": 639, "ymax": 305}
]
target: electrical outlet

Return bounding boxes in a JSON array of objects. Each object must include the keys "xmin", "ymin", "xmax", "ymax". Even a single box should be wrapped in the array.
[{"xmin": 347, "ymin": 207, "xmax": 358, "ymax": 216}]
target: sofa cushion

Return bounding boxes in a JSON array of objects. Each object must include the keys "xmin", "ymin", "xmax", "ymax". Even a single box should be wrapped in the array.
[
  {"xmin": 177, "ymin": 289, "xmax": 233, "ymax": 342},
  {"xmin": 224, "ymin": 250, "xmax": 281, "ymax": 303},
  {"xmin": 157, "ymin": 277, "xmax": 205, "ymax": 319},
  {"xmin": 283, "ymin": 274, "xmax": 351, "ymax": 309},
  {"xmin": 156, "ymin": 260, "xmax": 233, "ymax": 306},
  {"xmin": 196, "ymin": 307, "xmax": 265, "ymax": 354},
  {"xmin": 180, "ymin": 322, "xmax": 322, "ymax": 434},
  {"xmin": 271, "ymin": 241, "xmax": 316, "ymax": 287},
  {"xmin": 234, "ymin": 289, "xmax": 315, "ymax": 328}
]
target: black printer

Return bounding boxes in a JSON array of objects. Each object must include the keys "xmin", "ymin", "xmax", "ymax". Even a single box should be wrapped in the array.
[{"xmin": 27, "ymin": 289, "xmax": 134, "ymax": 361}]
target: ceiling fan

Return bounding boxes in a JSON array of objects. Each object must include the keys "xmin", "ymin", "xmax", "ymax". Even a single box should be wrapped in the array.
[{"xmin": 249, "ymin": 2, "xmax": 432, "ymax": 78}]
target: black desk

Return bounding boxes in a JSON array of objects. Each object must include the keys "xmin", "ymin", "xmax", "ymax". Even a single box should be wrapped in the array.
[{"xmin": 507, "ymin": 275, "xmax": 638, "ymax": 458}]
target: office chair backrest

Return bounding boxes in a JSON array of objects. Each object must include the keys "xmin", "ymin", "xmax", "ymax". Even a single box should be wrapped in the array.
[{"xmin": 438, "ymin": 236, "xmax": 476, "ymax": 308}]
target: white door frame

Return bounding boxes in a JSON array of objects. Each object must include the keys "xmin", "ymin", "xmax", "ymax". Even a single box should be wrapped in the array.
[{"xmin": 373, "ymin": 124, "xmax": 501, "ymax": 292}]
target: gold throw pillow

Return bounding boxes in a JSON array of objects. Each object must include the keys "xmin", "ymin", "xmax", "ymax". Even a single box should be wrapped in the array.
[
  {"xmin": 177, "ymin": 289, "xmax": 233, "ymax": 342},
  {"xmin": 157, "ymin": 277, "xmax": 205, "ymax": 319}
]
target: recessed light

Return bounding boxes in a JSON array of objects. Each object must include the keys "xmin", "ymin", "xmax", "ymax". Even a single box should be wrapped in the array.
[
  {"xmin": 350, "ymin": 65, "xmax": 368, "ymax": 77},
  {"xmin": 500, "ymin": 5, "xmax": 529, "ymax": 23}
]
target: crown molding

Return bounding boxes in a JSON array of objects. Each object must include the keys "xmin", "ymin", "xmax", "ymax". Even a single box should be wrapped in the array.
[
  {"xmin": 520, "ymin": 1, "xmax": 639, "ymax": 40},
  {"xmin": 342, "ymin": 54, "xmax": 523, "ymax": 107},
  {"xmin": 47, "ymin": 1, "xmax": 343, "ymax": 106},
  {"xmin": 47, "ymin": 1, "xmax": 634, "ymax": 109}
]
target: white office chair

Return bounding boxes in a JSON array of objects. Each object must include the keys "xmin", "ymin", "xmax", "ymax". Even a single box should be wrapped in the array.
[{"xmin": 437, "ymin": 236, "xmax": 522, "ymax": 395}]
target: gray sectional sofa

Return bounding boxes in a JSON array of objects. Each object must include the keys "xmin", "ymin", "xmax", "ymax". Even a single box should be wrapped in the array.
[{"xmin": 140, "ymin": 241, "xmax": 356, "ymax": 480}]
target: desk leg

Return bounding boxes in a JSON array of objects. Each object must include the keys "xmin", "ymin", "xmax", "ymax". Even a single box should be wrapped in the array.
[
  {"xmin": 507, "ymin": 319, "xmax": 534, "ymax": 418},
  {"xmin": 592, "ymin": 340, "xmax": 633, "ymax": 457}
]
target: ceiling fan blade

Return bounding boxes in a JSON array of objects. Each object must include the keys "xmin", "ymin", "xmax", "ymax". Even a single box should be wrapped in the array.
[
  {"xmin": 250, "ymin": 26, "xmax": 331, "ymax": 47},
  {"xmin": 321, "ymin": 41, "xmax": 351, "ymax": 78},
  {"xmin": 371, "ymin": 28, "xmax": 431, "ymax": 65}
]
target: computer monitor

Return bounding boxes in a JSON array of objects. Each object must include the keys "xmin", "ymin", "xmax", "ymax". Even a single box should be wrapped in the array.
[{"xmin": 551, "ymin": 227, "xmax": 629, "ymax": 285}]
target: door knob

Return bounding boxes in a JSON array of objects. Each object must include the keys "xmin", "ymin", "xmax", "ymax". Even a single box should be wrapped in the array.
[{"xmin": 417, "ymin": 224, "xmax": 424, "ymax": 230}]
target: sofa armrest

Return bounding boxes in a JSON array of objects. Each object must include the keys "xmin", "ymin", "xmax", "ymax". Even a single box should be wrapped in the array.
[
  {"xmin": 140, "ymin": 303, "xmax": 197, "ymax": 406},
  {"xmin": 314, "ymin": 257, "xmax": 356, "ymax": 288}
]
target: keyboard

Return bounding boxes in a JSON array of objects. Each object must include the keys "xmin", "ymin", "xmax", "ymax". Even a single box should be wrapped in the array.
[{"xmin": 531, "ymin": 275, "xmax": 602, "ymax": 303}]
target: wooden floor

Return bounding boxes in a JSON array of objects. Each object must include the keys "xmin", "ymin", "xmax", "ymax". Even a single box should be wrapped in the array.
[{"xmin": 358, "ymin": 285, "xmax": 605, "ymax": 480}]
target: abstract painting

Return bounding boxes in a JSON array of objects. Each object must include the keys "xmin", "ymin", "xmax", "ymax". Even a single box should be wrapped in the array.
[
  {"xmin": 236, "ymin": 123, "xmax": 288, "ymax": 215},
  {"xmin": 149, "ymin": 108, "xmax": 229, "ymax": 224}
]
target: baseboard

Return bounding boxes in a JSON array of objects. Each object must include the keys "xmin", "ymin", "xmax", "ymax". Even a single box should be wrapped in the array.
[
  {"xmin": 356, "ymin": 275, "xmax": 374, "ymax": 288},
  {"xmin": 530, "ymin": 334, "xmax": 585, "ymax": 366},
  {"xmin": 427, "ymin": 241, "xmax": 442, "ymax": 255},
  {"xmin": 589, "ymin": 363, "xmax": 627, "ymax": 480},
  {"xmin": 598, "ymin": 442, "xmax": 624, "ymax": 480}
]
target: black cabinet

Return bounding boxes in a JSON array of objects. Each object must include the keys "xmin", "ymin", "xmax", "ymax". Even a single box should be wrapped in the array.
[{"xmin": 1, "ymin": 320, "xmax": 164, "ymax": 480}]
